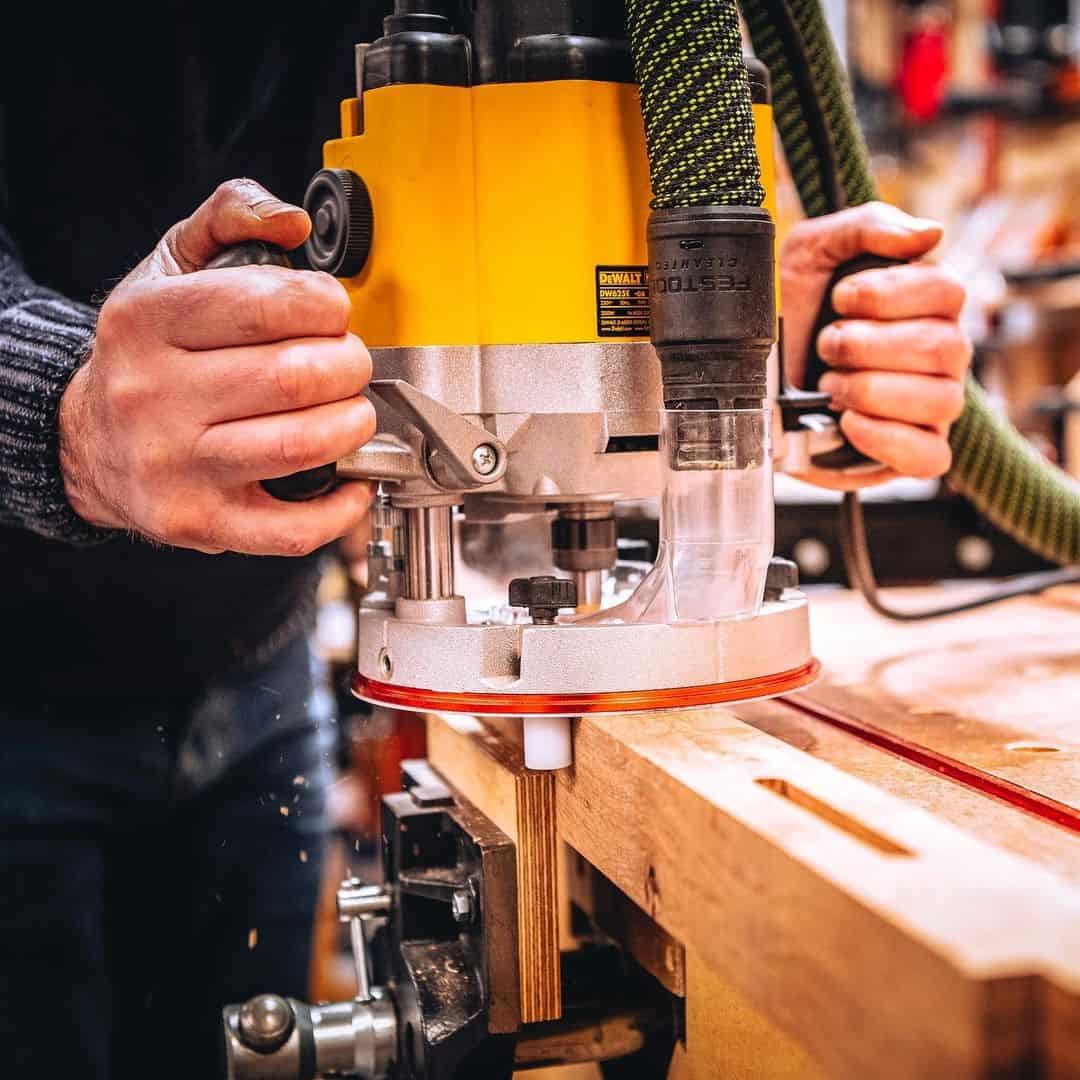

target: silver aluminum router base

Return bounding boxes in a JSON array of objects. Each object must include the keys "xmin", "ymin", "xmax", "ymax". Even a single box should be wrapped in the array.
[{"xmin": 353, "ymin": 593, "xmax": 815, "ymax": 717}]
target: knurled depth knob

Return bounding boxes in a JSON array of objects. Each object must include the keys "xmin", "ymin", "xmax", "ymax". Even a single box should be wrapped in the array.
[
  {"xmin": 303, "ymin": 168, "xmax": 373, "ymax": 277},
  {"xmin": 508, "ymin": 576, "xmax": 578, "ymax": 624},
  {"xmin": 764, "ymin": 556, "xmax": 799, "ymax": 601}
]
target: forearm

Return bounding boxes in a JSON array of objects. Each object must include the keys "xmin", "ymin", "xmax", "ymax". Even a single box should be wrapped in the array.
[{"xmin": 0, "ymin": 229, "xmax": 112, "ymax": 543}]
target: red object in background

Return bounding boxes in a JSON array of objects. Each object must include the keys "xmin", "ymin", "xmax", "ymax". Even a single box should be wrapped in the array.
[
  {"xmin": 897, "ymin": 21, "xmax": 950, "ymax": 121},
  {"xmin": 1057, "ymin": 63, "xmax": 1080, "ymax": 106},
  {"xmin": 372, "ymin": 709, "xmax": 426, "ymax": 817},
  {"xmin": 334, "ymin": 707, "xmax": 427, "ymax": 839}
]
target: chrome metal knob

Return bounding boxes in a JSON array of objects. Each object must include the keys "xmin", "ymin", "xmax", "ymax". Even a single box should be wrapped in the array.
[{"xmin": 237, "ymin": 994, "xmax": 294, "ymax": 1054}]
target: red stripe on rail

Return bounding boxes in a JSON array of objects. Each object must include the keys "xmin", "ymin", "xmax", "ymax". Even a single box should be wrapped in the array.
[{"xmin": 779, "ymin": 694, "xmax": 1080, "ymax": 837}]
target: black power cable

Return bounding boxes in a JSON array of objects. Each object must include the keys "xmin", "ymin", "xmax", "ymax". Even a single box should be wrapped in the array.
[{"xmin": 840, "ymin": 492, "xmax": 1080, "ymax": 621}]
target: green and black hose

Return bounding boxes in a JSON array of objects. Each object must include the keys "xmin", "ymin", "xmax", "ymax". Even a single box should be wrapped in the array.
[
  {"xmin": 625, "ymin": 0, "xmax": 764, "ymax": 209},
  {"xmin": 742, "ymin": 0, "xmax": 1080, "ymax": 547}
]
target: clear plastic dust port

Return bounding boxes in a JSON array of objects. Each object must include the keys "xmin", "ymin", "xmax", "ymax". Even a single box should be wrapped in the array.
[{"xmin": 581, "ymin": 408, "xmax": 773, "ymax": 625}]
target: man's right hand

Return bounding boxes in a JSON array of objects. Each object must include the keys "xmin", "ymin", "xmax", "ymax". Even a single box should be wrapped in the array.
[{"xmin": 59, "ymin": 179, "xmax": 376, "ymax": 556}]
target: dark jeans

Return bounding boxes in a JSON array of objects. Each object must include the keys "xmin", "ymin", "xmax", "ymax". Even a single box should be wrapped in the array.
[{"xmin": 0, "ymin": 635, "xmax": 332, "ymax": 1080}]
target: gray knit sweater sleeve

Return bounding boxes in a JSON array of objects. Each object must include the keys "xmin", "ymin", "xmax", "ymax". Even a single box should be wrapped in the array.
[{"xmin": 0, "ymin": 225, "xmax": 112, "ymax": 543}]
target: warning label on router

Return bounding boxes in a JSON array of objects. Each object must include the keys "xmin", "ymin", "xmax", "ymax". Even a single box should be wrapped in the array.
[{"xmin": 595, "ymin": 265, "xmax": 649, "ymax": 337}]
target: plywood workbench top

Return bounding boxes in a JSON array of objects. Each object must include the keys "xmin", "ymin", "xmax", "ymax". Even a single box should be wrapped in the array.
[
  {"xmin": 807, "ymin": 583, "xmax": 1080, "ymax": 773},
  {"xmin": 742, "ymin": 584, "xmax": 1080, "ymax": 883}
]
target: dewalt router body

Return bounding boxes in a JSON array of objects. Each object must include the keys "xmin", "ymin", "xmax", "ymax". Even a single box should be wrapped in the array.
[{"xmin": 276, "ymin": 0, "xmax": 822, "ymax": 776}]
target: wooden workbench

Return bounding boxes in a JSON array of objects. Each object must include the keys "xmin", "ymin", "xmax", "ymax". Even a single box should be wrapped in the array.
[{"xmin": 427, "ymin": 586, "xmax": 1080, "ymax": 1078}]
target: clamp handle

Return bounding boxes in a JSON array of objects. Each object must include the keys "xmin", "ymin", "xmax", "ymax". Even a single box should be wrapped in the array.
[
  {"xmin": 800, "ymin": 253, "xmax": 906, "ymax": 471},
  {"xmin": 337, "ymin": 880, "xmax": 390, "ymax": 1003},
  {"xmin": 205, "ymin": 240, "xmax": 339, "ymax": 502}
]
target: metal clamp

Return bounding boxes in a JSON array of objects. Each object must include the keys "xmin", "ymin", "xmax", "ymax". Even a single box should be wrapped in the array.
[
  {"xmin": 369, "ymin": 379, "xmax": 508, "ymax": 490},
  {"xmin": 336, "ymin": 432, "xmax": 427, "ymax": 484},
  {"xmin": 337, "ymin": 881, "xmax": 391, "ymax": 1002},
  {"xmin": 775, "ymin": 409, "xmax": 844, "ymax": 474}
]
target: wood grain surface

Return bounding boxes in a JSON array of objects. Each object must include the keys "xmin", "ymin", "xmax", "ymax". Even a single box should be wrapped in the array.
[
  {"xmin": 428, "ymin": 585, "xmax": 1080, "ymax": 1076},
  {"xmin": 555, "ymin": 705, "xmax": 1080, "ymax": 1078}
]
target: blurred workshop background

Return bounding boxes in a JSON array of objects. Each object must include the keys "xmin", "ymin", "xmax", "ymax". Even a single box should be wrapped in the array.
[
  {"xmin": 304, "ymin": 0, "xmax": 1080, "ymax": 1013},
  {"xmin": 768, "ymin": 0, "xmax": 1080, "ymax": 592}
]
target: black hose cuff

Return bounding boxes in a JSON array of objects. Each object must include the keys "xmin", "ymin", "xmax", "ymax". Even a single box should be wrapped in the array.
[{"xmin": 647, "ymin": 205, "xmax": 776, "ymax": 410}]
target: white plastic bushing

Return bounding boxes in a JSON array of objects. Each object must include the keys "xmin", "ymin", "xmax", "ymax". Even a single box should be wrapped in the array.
[{"xmin": 522, "ymin": 715, "xmax": 573, "ymax": 771}]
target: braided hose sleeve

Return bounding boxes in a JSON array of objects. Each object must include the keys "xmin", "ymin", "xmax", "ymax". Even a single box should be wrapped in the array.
[
  {"xmin": 950, "ymin": 379, "xmax": 1080, "ymax": 562},
  {"xmin": 739, "ymin": 0, "xmax": 1080, "ymax": 565},
  {"xmin": 776, "ymin": 0, "xmax": 878, "ymax": 208},
  {"xmin": 741, "ymin": 0, "xmax": 851, "ymax": 215},
  {"xmin": 625, "ymin": 0, "xmax": 765, "ymax": 208}
]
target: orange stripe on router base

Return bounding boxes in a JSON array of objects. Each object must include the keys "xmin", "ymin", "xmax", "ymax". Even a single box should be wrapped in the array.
[{"xmin": 353, "ymin": 660, "xmax": 820, "ymax": 717}]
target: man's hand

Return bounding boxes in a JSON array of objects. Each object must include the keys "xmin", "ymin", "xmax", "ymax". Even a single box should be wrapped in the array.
[
  {"xmin": 59, "ymin": 179, "xmax": 375, "ymax": 555},
  {"xmin": 781, "ymin": 202, "xmax": 972, "ymax": 490}
]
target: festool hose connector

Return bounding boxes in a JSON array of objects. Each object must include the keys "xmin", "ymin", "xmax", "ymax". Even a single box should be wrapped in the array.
[
  {"xmin": 625, "ymin": 0, "xmax": 775, "ymax": 411},
  {"xmin": 647, "ymin": 207, "xmax": 775, "ymax": 411}
]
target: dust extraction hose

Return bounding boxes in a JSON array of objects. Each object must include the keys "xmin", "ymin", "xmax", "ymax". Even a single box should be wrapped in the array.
[
  {"xmin": 741, "ymin": 0, "xmax": 1080, "ymax": 568},
  {"xmin": 625, "ymin": 0, "xmax": 764, "ymax": 208}
]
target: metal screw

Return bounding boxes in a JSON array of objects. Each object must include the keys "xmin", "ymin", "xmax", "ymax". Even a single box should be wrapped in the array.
[
  {"xmin": 450, "ymin": 888, "xmax": 474, "ymax": 924},
  {"xmin": 508, "ymin": 575, "xmax": 578, "ymax": 625},
  {"xmin": 471, "ymin": 444, "xmax": 499, "ymax": 476},
  {"xmin": 764, "ymin": 556, "xmax": 799, "ymax": 602}
]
